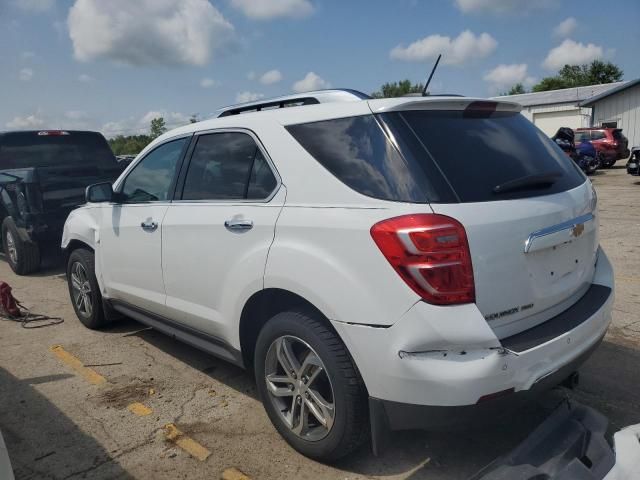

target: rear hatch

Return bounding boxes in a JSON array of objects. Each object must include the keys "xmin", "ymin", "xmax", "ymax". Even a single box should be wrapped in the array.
[
  {"xmin": 612, "ymin": 129, "xmax": 629, "ymax": 156},
  {"xmin": 0, "ymin": 131, "xmax": 122, "ymax": 212},
  {"xmin": 373, "ymin": 100, "xmax": 597, "ymax": 338}
]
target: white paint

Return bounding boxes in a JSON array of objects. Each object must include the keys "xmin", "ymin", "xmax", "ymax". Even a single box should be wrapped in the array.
[{"xmin": 591, "ymin": 83, "xmax": 640, "ymax": 147}]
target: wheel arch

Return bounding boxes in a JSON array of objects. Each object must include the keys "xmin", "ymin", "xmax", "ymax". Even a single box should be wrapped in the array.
[{"xmin": 239, "ymin": 288, "xmax": 337, "ymax": 370}]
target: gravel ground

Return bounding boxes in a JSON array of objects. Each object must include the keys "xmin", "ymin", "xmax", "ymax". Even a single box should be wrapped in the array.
[{"xmin": 0, "ymin": 165, "xmax": 639, "ymax": 480}]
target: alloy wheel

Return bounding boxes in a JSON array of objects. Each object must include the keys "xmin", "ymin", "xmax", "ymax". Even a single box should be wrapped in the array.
[
  {"xmin": 5, "ymin": 231, "xmax": 17, "ymax": 264},
  {"xmin": 70, "ymin": 261, "xmax": 93, "ymax": 317},
  {"xmin": 264, "ymin": 335, "xmax": 335, "ymax": 441}
]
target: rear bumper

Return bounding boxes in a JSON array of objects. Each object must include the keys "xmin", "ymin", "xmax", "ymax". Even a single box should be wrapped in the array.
[{"xmin": 333, "ymin": 248, "xmax": 614, "ymax": 417}]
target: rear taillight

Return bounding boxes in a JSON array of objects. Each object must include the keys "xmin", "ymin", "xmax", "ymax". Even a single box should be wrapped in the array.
[{"xmin": 370, "ymin": 214, "xmax": 475, "ymax": 305}]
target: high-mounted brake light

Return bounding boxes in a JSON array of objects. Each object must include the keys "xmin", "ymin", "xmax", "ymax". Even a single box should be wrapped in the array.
[
  {"xmin": 37, "ymin": 130, "xmax": 70, "ymax": 136},
  {"xmin": 370, "ymin": 214, "xmax": 475, "ymax": 305}
]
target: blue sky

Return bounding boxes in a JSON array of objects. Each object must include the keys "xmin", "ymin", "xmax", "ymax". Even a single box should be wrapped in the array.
[{"xmin": 1, "ymin": 0, "xmax": 639, "ymax": 137}]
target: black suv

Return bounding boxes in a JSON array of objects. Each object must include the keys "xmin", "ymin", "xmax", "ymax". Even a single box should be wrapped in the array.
[{"xmin": 0, "ymin": 130, "xmax": 125, "ymax": 274}]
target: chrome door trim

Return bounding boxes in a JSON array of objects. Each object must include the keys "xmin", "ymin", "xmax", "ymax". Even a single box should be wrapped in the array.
[{"xmin": 524, "ymin": 212, "xmax": 595, "ymax": 253}]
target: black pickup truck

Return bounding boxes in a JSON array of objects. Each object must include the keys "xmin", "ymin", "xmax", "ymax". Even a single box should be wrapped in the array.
[{"xmin": 0, "ymin": 130, "xmax": 126, "ymax": 274}]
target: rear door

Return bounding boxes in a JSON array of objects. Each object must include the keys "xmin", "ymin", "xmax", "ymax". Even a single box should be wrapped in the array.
[
  {"xmin": 100, "ymin": 136, "xmax": 189, "ymax": 313},
  {"xmin": 161, "ymin": 130, "xmax": 284, "ymax": 340},
  {"xmin": 379, "ymin": 106, "xmax": 597, "ymax": 338}
]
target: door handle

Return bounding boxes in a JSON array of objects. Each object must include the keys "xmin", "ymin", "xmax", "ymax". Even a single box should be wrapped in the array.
[
  {"xmin": 224, "ymin": 219, "xmax": 253, "ymax": 231},
  {"xmin": 140, "ymin": 220, "xmax": 158, "ymax": 231}
]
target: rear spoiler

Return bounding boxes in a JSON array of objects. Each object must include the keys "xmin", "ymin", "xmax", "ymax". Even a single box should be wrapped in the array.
[{"xmin": 368, "ymin": 97, "xmax": 522, "ymax": 114}]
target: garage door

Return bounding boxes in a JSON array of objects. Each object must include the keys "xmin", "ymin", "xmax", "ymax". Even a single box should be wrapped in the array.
[{"xmin": 533, "ymin": 110, "xmax": 581, "ymax": 137}]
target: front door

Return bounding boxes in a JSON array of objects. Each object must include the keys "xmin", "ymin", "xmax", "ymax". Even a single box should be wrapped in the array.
[
  {"xmin": 162, "ymin": 130, "xmax": 283, "ymax": 341},
  {"xmin": 100, "ymin": 136, "xmax": 189, "ymax": 313}
]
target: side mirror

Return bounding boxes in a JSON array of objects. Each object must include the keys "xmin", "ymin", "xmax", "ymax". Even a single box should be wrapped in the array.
[{"xmin": 86, "ymin": 182, "xmax": 114, "ymax": 203}]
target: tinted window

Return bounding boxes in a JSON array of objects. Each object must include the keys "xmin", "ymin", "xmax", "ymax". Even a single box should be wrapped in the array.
[
  {"xmin": 392, "ymin": 110, "xmax": 585, "ymax": 202},
  {"xmin": 612, "ymin": 129, "xmax": 624, "ymax": 140},
  {"xmin": 182, "ymin": 132, "xmax": 277, "ymax": 201},
  {"xmin": 121, "ymin": 138, "xmax": 186, "ymax": 202},
  {"xmin": 591, "ymin": 131, "xmax": 606, "ymax": 140},
  {"xmin": 286, "ymin": 115, "xmax": 429, "ymax": 202},
  {"xmin": 574, "ymin": 131, "xmax": 590, "ymax": 143},
  {"xmin": 0, "ymin": 131, "xmax": 116, "ymax": 169}
]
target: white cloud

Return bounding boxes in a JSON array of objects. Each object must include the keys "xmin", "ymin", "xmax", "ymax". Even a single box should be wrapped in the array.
[
  {"xmin": 6, "ymin": 111, "xmax": 46, "ymax": 129},
  {"xmin": 292, "ymin": 72, "xmax": 330, "ymax": 93},
  {"xmin": 67, "ymin": 0, "xmax": 235, "ymax": 66},
  {"xmin": 235, "ymin": 91, "xmax": 264, "ymax": 103},
  {"xmin": 259, "ymin": 69, "xmax": 283, "ymax": 85},
  {"xmin": 200, "ymin": 78, "xmax": 216, "ymax": 88},
  {"xmin": 19, "ymin": 68, "xmax": 33, "ymax": 81},
  {"xmin": 484, "ymin": 63, "xmax": 535, "ymax": 92},
  {"xmin": 454, "ymin": 0, "xmax": 553, "ymax": 14},
  {"xmin": 230, "ymin": 0, "xmax": 314, "ymax": 20},
  {"xmin": 543, "ymin": 39, "xmax": 603, "ymax": 70},
  {"xmin": 14, "ymin": 0, "xmax": 54, "ymax": 12},
  {"xmin": 554, "ymin": 17, "xmax": 577, "ymax": 38},
  {"xmin": 390, "ymin": 30, "xmax": 497, "ymax": 65},
  {"xmin": 78, "ymin": 73, "xmax": 93, "ymax": 82}
]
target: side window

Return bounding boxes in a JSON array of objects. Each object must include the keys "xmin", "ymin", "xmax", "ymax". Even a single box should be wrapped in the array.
[
  {"xmin": 181, "ymin": 132, "xmax": 277, "ymax": 201},
  {"xmin": 121, "ymin": 138, "xmax": 187, "ymax": 203},
  {"xmin": 591, "ymin": 131, "xmax": 606, "ymax": 140}
]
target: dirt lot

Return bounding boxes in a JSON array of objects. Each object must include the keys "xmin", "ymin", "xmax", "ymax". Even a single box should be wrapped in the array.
[{"xmin": 1, "ymin": 166, "xmax": 639, "ymax": 480}]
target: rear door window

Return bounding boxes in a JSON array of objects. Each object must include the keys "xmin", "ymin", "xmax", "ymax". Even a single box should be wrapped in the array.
[
  {"xmin": 591, "ymin": 131, "xmax": 607, "ymax": 140},
  {"xmin": 181, "ymin": 132, "xmax": 277, "ymax": 201}
]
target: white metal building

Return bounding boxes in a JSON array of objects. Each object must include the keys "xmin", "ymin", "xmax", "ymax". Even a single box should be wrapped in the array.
[
  {"xmin": 581, "ymin": 79, "xmax": 640, "ymax": 148},
  {"xmin": 493, "ymin": 82, "xmax": 626, "ymax": 137}
]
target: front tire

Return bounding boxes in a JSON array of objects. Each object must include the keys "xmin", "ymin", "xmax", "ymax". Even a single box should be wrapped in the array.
[
  {"xmin": 2, "ymin": 217, "xmax": 40, "ymax": 275},
  {"xmin": 254, "ymin": 310, "xmax": 368, "ymax": 461},
  {"xmin": 67, "ymin": 248, "xmax": 110, "ymax": 329}
]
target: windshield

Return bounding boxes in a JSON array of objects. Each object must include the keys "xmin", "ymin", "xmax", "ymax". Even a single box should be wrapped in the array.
[{"xmin": 0, "ymin": 132, "xmax": 116, "ymax": 169}]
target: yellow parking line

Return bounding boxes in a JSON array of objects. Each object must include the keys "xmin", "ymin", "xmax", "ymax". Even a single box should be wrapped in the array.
[
  {"xmin": 163, "ymin": 423, "xmax": 211, "ymax": 462},
  {"xmin": 222, "ymin": 467, "xmax": 251, "ymax": 480},
  {"xmin": 128, "ymin": 402, "xmax": 153, "ymax": 416},
  {"xmin": 50, "ymin": 345, "xmax": 106, "ymax": 385}
]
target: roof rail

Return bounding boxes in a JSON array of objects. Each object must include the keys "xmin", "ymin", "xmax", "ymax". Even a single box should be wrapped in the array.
[{"xmin": 216, "ymin": 89, "xmax": 371, "ymax": 117}]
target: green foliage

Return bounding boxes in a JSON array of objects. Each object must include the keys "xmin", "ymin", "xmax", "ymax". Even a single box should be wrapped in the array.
[
  {"xmin": 532, "ymin": 61, "xmax": 623, "ymax": 92},
  {"xmin": 108, "ymin": 134, "xmax": 151, "ymax": 155},
  {"xmin": 371, "ymin": 80, "xmax": 424, "ymax": 98},
  {"xmin": 189, "ymin": 114, "xmax": 198, "ymax": 124},
  {"xmin": 150, "ymin": 117, "xmax": 167, "ymax": 139},
  {"xmin": 503, "ymin": 83, "xmax": 526, "ymax": 95}
]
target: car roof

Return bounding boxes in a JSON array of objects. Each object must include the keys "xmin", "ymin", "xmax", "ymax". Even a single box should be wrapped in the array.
[{"xmin": 156, "ymin": 96, "xmax": 522, "ymax": 145}]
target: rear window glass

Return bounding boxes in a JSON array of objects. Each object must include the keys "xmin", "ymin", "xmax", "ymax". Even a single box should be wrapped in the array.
[
  {"xmin": 387, "ymin": 110, "xmax": 585, "ymax": 202},
  {"xmin": 287, "ymin": 112, "xmax": 586, "ymax": 204},
  {"xmin": 0, "ymin": 132, "xmax": 116, "ymax": 169},
  {"xmin": 612, "ymin": 130, "xmax": 624, "ymax": 140}
]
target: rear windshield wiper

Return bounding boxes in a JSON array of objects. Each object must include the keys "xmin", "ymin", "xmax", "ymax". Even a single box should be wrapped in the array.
[{"xmin": 493, "ymin": 171, "xmax": 562, "ymax": 194}]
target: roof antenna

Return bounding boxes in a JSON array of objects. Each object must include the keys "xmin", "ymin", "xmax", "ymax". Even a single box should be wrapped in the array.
[{"xmin": 422, "ymin": 54, "xmax": 442, "ymax": 96}]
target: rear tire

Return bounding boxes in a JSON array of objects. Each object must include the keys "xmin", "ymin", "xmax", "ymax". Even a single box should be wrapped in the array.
[
  {"xmin": 254, "ymin": 310, "xmax": 368, "ymax": 461},
  {"xmin": 67, "ymin": 248, "xmax": 110, "ymax": 329},
  {"xmin": 2, "ymin": 217, "xmax": 40, "ymax": 275}
]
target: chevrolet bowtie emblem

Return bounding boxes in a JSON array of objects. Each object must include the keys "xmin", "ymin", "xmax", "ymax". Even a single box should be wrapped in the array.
[{"xmin": 571, "ymin": 223, "xmax": 585, "ymax": 238}]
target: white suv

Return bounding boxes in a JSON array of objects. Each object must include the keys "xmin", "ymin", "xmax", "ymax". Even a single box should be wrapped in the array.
[{"xmin": 62, "ymin": 93, "xmax": 614, "ymax": 461}]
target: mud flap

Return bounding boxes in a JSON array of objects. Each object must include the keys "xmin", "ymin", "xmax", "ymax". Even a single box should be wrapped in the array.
[{"xmin": 470, "ymin": 400, "xmax": 615, "ymax": 480}]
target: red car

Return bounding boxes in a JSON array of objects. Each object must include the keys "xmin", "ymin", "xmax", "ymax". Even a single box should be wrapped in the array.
[{"xmin": 575, "ymin": 128, "xmax": 630, "ymax": 168}]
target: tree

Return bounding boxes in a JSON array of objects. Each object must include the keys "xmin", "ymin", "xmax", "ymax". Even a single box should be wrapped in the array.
[
  {"xmin": 108, "ymin": 134, "xmax": 152, "ymax": 155},
  {"xmin": 371, "ymin": 80, "xmax": 424, "ymax": 98},
  {"xmin": 189, "ymin": 114, "xmax": 199, "ymax": 124},
  {"xmin": 150, "ymin": 117, "xmax": 167, "ymax": 139},
  {"xmin": 532, "ymin": 60, "xmax": 623, "ymax": 92},
  {"xmin": 503, "ymin": 83, "xmax": 526, "ymax": 95}
]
